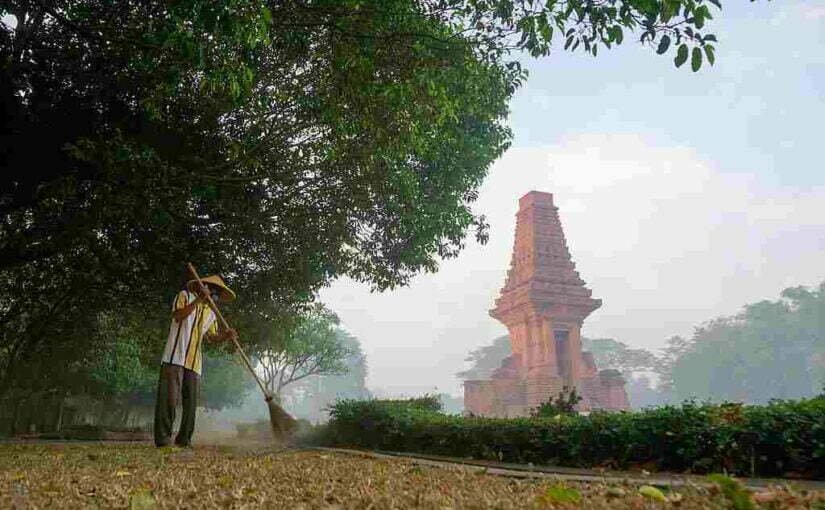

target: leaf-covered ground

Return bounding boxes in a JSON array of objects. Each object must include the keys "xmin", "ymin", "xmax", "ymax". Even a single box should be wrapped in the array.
[{"xmin": 0, "ymin": 442, "xmax": 823, "ymax": 509}]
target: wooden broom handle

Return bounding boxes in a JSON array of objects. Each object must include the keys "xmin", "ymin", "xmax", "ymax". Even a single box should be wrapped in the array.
[{"xmin": 186, "ymin": 262, "xmax": 271, "ymax": 400}]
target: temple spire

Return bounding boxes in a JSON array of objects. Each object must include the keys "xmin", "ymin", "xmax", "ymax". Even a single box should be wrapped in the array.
[{"xmin": 492, "ymin": 191, "xmax": 600, "ymax": 324}]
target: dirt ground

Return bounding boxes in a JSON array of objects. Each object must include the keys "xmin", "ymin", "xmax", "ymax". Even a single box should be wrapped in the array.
[{"xmin": 1, "ymin": 442, "xmax": 823, "ymax": 509}]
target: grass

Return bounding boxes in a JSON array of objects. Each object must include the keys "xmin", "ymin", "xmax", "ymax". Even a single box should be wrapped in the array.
[{"xmin": 0, "ymin": 443, "xmax": 823, "ymax": 509}]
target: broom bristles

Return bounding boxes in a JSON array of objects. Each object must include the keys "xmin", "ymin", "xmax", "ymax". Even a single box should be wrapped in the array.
[{"xmin": 265, "ymin": 396, "xmax": 297, "ymax": 441}]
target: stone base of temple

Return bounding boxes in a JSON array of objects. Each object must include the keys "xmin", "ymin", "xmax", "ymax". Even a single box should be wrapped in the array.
[
  {"xmin": 525, "ymin": 367, "xmax": 564, "ymax": 409},
  {"xmin": 464, "ymin": 369, "xmax": 629, "ymax": 417},
  {"xmin": 463, "ymin": 378, "xmax": 525, "ymax": 417},
  {"xmin": 578, "ymin": 370, "xmax": 630, "ymax": 411}
]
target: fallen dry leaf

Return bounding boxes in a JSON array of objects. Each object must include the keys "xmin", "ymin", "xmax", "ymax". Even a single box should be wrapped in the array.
[
  {"xmin": 639, "ymin": 485, "xmax": 668, "ymax": 502},
  {"xmin": 129, "ymin": 488, "xmax": 156, "ymax": 510}
]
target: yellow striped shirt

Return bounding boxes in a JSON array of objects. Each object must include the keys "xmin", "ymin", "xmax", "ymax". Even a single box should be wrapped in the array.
[{"xmin": 161, "ymin": 290, "xmax": 217, "ymax": 374}]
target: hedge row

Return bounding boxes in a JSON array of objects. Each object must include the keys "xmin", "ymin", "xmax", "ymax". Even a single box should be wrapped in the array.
[{"xmin": 319, "ymin": 396, "xmax": 825, "ymax": 479}]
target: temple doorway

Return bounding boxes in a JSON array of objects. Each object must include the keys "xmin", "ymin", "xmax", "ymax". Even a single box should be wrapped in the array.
[{"xmin": 554, "ymin": 329, "xmax": 571, "ymax": 383}]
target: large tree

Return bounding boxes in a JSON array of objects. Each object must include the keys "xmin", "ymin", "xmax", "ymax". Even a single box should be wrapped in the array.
[
  {"xmin": 667, "ymin": 282, "xmax": 825, "ymax": 404},
  {"xmin": 282, "ymin": 329, "xmax": 369, "ymax": 422},
  {"xmin": 581, "ymin": 337, "xmax": 667, "ymax": 408},
  {"xmin": 1, "ymin": 0, "xmax": 728, "ymax": 395},
  {"xmin": 581, "ymin": 337, "xmax": 660, "ymax": 376},
  {"xmin": 457, "ymin": 334, "xmax": 511, "ymax": 380},
  {"xmin": 249, "ymin": 305, "xmax": 355, "ymax": 402}
]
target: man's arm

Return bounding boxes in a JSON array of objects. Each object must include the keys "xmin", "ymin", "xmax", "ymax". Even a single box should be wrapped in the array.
[{"xmin": 171, "ymin": 286, "xmax": 209, "ymax": 322}]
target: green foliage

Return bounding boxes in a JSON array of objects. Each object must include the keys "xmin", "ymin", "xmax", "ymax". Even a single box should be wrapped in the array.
[
  {"xmin": 442, "ymin": 0, "xmax": 724, "ymax": 70},
  {"xmin": 90, "ymin": 339, "xmax": 155, "ymax": 400},
  {"xmin": 456, "ymin": 335, "xmax": 511, "ymax": 381},
  {"xmin": 582, "ymin": 338, "xmax": 660, "ymax": 375},
  {"xmin": 435, "ymin": 393, "xmax": 465, "ymax": 415},
  {"xmin": 331, "ymin": 396, "xmax": 443, "ymax": 417},
  {"xmin": 200, "ymin": 354, "xmax": 252, "ymax": 411},
  {"xmin": 667, "ymin": 282, "xmax": 825, "ymax": 403},
  {"xmin": 246, "ymin": 305, "xmax": 356, "ymax": 400},
  {"xmin": 375, "ymin": 395, "xmax": 444, "ymax": 413},
  {"xmin": 325, "ymin": 396, "xmax": 437, "ymax": 428},
  {"xmin": 582, "ymin": 337, "xmax": 667, "ymax": 408},
  {"xmin": 706, "ymin": 474, "xmax": 755, "ymax": 510},
  {"xmin": 320, "ymin": 397, "xmax": 825, "ymax": 478},
  {"xmin": 531, "ymin": 386, "xmax": 582, "ymax": 417},
  {"xmin": 282, "ymin": 330, "xmax": 371, "ymax": 422},
  {"xmin": 638, "ymin": 485, "xmax": 668, "ymax": 502},
  {"xmin": 537, "ymin": 484, "xmax": 581, "ymax": 505},
  {"xmin": 89, "ymin": 315, "xmax": 157, "ymax": 399}
]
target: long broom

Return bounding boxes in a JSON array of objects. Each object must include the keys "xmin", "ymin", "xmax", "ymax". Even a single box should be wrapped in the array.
[{"xmin": 186, "ymin": 262, "xmax": 296, "ymax": 440}]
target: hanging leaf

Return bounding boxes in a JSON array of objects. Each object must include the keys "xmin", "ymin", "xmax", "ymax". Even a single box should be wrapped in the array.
[
  {"xmin": 657, "ymin": 35, "xmax": 671, "ymax": 54},
  {"xmin": 704, "ymin": 44, "xmax": 716, "ymax": 66},
  {"xmin": 691, "ymin": 46, "xmax": 702, "ymax": 71},
  {"xmin": 674, "ymin": 43, "xmax": 689, "ymax": 67}
]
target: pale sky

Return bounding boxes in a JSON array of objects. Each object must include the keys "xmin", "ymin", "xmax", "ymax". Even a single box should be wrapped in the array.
[{"xmin": 320, "ymin": 1, "xmax": 825, "ymax": 397}]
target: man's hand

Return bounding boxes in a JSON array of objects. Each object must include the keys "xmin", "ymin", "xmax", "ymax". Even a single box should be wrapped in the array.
[
  {"xmin": 223, "ymin": 328, "xmax": 239, "ymax": 343},
  {"xmin": 207, "ymin": 328, "xmax": 238, "ymax": 344}
]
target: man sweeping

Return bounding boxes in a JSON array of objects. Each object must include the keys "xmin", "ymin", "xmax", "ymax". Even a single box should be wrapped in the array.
[{"xmin": 154, "ymin": 274, "xmax": 239, "ymax": 447}]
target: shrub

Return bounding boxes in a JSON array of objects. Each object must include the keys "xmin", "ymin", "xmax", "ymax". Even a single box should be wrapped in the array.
[
  {"xmin": 531, "ymin": 386, "xmax": 582, "ymax": 417},
  {"xmin": 317, "ymin": 397, "xmax": 825, "ymax": 479}
]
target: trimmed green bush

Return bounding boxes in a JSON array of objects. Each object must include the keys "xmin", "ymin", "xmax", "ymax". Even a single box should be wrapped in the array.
[{"xmin": 320, "ymin": 397, "xmax": 825, "ymax": 479}]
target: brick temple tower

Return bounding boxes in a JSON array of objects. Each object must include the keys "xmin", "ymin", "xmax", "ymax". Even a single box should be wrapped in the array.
[{"xmin": 464, "ymin": 191, "xmax": 629, "ymax": 416}]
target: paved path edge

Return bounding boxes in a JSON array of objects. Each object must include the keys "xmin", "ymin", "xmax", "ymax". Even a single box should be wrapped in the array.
[{"xmin": 312, "ymin": 447, "xmax": 825, "ymax": 491}]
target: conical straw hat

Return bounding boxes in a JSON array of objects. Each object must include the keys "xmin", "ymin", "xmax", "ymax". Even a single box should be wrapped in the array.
[{"xmin": 186, "ymin": 274, "xmax": 236, "ymax": 302}]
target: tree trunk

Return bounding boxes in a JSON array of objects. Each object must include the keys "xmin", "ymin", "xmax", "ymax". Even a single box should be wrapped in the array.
[
  {"xmin": 55, "ymin": 397, "xmax": 64, "ymax": 432},
  {"xmin": 11, "ymin": 398, "xmax": 21, "ymax": 435},
  {"xmin": 123, "ymin": 406, "xmax": 131, "ymax": 429}
]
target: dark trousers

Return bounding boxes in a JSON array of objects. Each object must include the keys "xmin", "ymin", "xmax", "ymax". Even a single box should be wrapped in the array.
[{"xmin": 153, "ymin": 362, "xmax": 200, "ymax": 447}]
